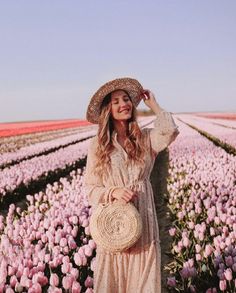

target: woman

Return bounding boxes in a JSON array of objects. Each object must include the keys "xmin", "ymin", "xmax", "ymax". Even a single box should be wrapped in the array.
[{"xmin": 83, "ymin": 77, "xmax": 179, "ymax": 293}]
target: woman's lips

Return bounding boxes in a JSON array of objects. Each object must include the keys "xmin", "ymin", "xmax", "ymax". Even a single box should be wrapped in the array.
[{"xmin": 119, "ymin": 108, "xmax": 130, "ymax": 113}]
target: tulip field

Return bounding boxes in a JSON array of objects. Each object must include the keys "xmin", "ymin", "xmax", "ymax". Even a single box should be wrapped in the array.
[
  {"xmin": 0, "ymin": 113, "xmax": 235, "ymax": 292},
  {"xmin": 165, "ymin": 115, "xmax": 236, "ymax": 292}
]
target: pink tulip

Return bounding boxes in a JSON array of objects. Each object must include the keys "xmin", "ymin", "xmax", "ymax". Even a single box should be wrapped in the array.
[
  {"xmin": 204, "ymin": 244, "xmax": 214, "ymax": 257},
  {"xmin": 45, "ymin": 254, "xmax": 51, "ymax": 263},
  {"xmin": 198, "ymin": 232, "xmax": 204, "ymax": 241},
  {"xmin": 196, "ymin": 254, "xmax": 202, "ymax": 261},
  {"xmin": 62, "ymin": 275, "xmax": 73, "ymax": 290},
  {"xmin": 88, "ymin": 239, "xmax": 96, "ymax": 250},
  {"xmin": 169, "ymin": 227, "xmax": 176, "ymax": 236},
  {"xmin": 219, "ymin": 280, "xmax": 227, "ymax": 291},
  {"xmin": 0, "ymin": 257, "xmax": 7, "ymax": 284},
  {"xmin": 71, "ymin": 268, "xmax": 79, "ymax": 279},
  {"xmin": 182, "ymin": 237, "xmax": 190, "ymax": 248},
  {"xmin": 68, "ymin": 238, "xmax": 77, "ymax": 249},
  {"xmin": 188, "ymin": 221, "xmax": 195, "ymax": 229},
  {"xmin": 59, "ymin": 238, "xmax": 67, "ymax": 248},
  {"xmin": 78, "ymin": 247, "xmax": 85, "ymax": 257},
  {"xmin": 63, "ymin": 246, "xmax": 69, "ymax": 254},
  {"xmin": 210, "ymin": 227, "xmax": 215, "ymax": 236},
  {"xmin": 195, "ymin": 244, "xmax": 201, "ymax": 253},
  {"xmin": 28, "ymin": 283, "xmax": 42, "ymax": 293},
  {"xmin": 20, "ymin": 275, "xmax": 31, "ymax": 288},
  {"xmin": 8, "ymin": 266, "xmax": 16, "ymax": 276},
  {"xmin": 85, "ymin": 226, "xmax": 90, "ymax": 235},
  {"xmin": 49, "ymin": 273, "xmax": 59, "ymax": 287},
  {"xmin": 84, "ymin": 276, "xmax": 93, "ymax": 288},
  {"xmin": 82, "ymin": 219, "xmax": 89, "ymax": 227},
  {"xmin": 84, "ymin": 245, "xmax": 93, "ymax": 257},
  {"xmin": 224, "ymin": 268, "xmax": 232, "ymax": 281},
  {"xmin": 71, "ymin": 216, "xmax": 78, "ymax": 225},
  {"xmin": 72, "ymin": 281, "xmax": 82, "ymax": 292},
  {"xmin": 71, "ymin": 227, "xmax": 78, "ymax": 238},
  {"xmin": 61, "ymin": 262, "xmax": 71, "ymax": 274},
  {"xmin": 62, "ymin": 256, "xmax": 70, "ymax": 264},
  {"xmin": 10, "ymin": 275, "xmax": 18, "ymax": 288}
]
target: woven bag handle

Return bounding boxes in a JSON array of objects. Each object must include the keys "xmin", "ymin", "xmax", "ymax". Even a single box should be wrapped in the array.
[
  {"xmin": 104, "ymin": 186, "xmax": 127, "ymax": 206},
  {"xmin": 102, "ymin": 186, "xmax": 136, "ymax": 207}
]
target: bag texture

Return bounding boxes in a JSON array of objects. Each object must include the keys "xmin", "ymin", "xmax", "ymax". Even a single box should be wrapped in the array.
[{"xmin": 89, "ymin": 200, "xmax": 143, "ymax": 252}]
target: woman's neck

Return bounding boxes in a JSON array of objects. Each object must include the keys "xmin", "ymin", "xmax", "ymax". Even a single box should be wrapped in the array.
[{"xmin": 113, "ymin": 120, "xmax": 128, "ymax": 138}]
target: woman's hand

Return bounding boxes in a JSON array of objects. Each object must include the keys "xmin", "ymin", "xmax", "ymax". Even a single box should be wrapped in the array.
[
  {"xmin": 139, "ymin": 89, "xmax": 163, "ymax": 114},
  {"xmin": 111, "ymin": 187, "xmax": 138, "ymax": 203}
]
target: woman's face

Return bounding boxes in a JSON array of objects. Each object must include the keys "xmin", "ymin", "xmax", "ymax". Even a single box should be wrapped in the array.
[{"xmin": 110, "ymin": 90, "xmax": 133, "ymax": 121}]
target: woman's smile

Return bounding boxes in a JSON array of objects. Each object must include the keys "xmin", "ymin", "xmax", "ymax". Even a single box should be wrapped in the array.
[
  {"xmin": 110, "ymin": 89, "xmax": 133, "ymax": 121},
  {"xmin": 119, "ymin": 107, "xmax": 130, "ymax": 113}
]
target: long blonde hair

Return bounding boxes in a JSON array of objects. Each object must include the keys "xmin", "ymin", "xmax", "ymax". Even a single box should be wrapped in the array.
[{"xmin": 93, "ymin": 91, "xmax": 148, "ymax": 179}]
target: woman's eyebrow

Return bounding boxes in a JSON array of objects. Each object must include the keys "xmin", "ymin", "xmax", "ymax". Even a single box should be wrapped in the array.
[{"xmin": 112, "ymin": 94, "xmax": 128, "ymax": 100}]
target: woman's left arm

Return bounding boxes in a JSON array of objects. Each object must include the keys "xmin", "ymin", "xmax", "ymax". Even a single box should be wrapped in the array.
[
  {"xmin": 141, "ymin": 89, "xmax": 180, "ymax": 154},
  {"xmin": 83, "ymin": 136, "xmax": 118, "ymax": 207}
]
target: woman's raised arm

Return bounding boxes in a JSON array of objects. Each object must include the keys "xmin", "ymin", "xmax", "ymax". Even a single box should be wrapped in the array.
[
  {"xmin": 141, "ymin": 89, "xmax": 180, "ymax": 155},
  {"xmin": 148, "ymin": 108, "xmax": 179, "ymax": 155}
]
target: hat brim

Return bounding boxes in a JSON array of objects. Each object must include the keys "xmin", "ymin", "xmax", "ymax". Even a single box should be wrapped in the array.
[{"xmin": 86, "ymin": 77, "xmax": 144, "ymax": 124}]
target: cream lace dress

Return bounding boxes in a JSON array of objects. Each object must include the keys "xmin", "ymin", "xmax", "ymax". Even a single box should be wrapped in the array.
[{"xmin": 83, "ymin": 108, "xmax": 179, "ymax": 293}]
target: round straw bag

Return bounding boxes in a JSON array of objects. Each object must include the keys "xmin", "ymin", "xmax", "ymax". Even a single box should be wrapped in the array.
[{"xmin": 89, "ymin": 200, "xmax": 143, "ymax": 252}]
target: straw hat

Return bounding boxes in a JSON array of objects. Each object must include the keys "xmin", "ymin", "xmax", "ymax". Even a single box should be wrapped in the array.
[
  {"xmin": 86, "ymin": 77, "xmax": 144, "ymax": 124},
  {"xmin": 89, "ymin": 200, "xmax": 143, "ymax": 252}
]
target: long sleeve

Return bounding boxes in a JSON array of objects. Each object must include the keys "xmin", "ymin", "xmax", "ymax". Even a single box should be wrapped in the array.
[
  {"xmin": 146, "ymin": 108, "xmax": 180, "ymax": 155},
  {"xmin": 83, "ymin": 136, "xmax": 118, "ymax": 208}
]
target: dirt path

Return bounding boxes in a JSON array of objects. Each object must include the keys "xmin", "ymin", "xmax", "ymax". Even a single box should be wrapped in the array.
[{"xmin": 150, "ymin": 149, "xmax": 173, "ymax": 293}]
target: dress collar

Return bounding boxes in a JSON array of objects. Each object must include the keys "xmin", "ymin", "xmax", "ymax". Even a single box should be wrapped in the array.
[
  {"xmin": 111, "ymin": 130, "xmax": 117, "ymax": 141},
  {"xmin": 111, "ymin": 130, "xmax": 128, "ymax": 157}
]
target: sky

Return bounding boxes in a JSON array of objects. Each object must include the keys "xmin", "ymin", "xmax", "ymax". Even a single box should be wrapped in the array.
[{"xmin": 0, "ymin": 0, "xmax": 236, "ymax": 123}]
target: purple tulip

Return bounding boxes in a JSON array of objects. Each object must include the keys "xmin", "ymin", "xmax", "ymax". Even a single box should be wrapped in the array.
[{"xmin": 167, "ymin": 276, "xmax": 176, "ymax": 287}]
